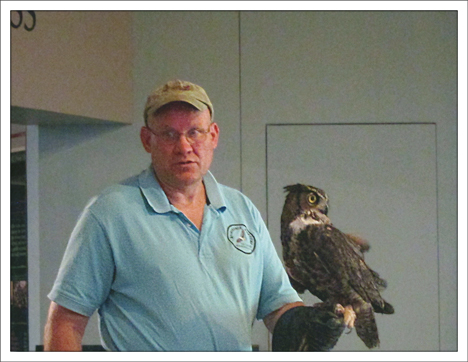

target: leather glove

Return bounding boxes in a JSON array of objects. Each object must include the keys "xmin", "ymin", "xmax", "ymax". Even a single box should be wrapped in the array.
[{"xmin": 272, "ymin": 304, "xmax": 345, "ymax": 351}]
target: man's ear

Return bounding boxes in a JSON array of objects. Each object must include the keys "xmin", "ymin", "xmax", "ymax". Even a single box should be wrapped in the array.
[
  {"xmin": 140, "ymin": 127, "xmax": 152, "ymax": 153},
  {"xmin": 211, "ymin": 122, "xmax": 220, "ymax": 149}
]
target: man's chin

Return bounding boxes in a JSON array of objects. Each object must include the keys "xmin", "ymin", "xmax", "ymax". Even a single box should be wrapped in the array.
[
  {"xmin": 156, "ymin": 166, "xmax": 207, "ymax": 189},
  {"xmin": 173, "ymin": 171, "xmax": 204, "ymax": 186}
]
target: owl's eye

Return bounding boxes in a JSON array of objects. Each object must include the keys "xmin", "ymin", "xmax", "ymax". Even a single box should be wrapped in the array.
[{"xmin": 308, "ymin": 193, "xmax": 317, "ymax": 204}]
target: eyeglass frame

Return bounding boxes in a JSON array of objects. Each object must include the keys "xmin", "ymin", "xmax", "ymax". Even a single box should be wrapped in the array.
[{"xmin": 145, "ymin": 123, "xmax": 214, "ymax": 146}]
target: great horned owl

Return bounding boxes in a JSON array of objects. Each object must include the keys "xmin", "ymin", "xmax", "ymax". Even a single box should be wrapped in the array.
[{"xmin": 280, "ymin": 184, "xmax": 394, "ymax": 349}]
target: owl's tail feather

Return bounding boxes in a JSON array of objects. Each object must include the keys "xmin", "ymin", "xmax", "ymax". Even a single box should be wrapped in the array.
[
  {"xmin": 373, "ymin": 299, "xmax": 395, "ymax": 315},
  {"xmin": 355, "ymin": 303, "xmax": 380, "ymax": 349},
  {"xmin": 370, "ymin": 269, "xmax": 388, "ymax": 290}
]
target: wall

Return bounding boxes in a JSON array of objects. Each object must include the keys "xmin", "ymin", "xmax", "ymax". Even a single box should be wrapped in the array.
[
  {"xmin": 28, "ymin": 11, "xmax": 457, "ymax": 352},
  {"xmin": 11, "ymin": 11, "xmax": 133, "ymax": 124}
]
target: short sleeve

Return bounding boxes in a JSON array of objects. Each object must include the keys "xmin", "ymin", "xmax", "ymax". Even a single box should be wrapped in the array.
[
  {"xmin": 48, "ymin": 208, "xmax": 115, "ymax": 317},
  {"xmin": 254, "ymin": 209, "xmax": 302, "ymax": 320}
]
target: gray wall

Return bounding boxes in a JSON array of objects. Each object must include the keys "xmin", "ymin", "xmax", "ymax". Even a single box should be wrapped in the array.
[{"xmin": 28, "ymin": 11, "xmax": 457, "ymax": 352}]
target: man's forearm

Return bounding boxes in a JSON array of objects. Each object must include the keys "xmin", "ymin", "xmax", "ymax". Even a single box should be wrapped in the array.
[
  {"xmin": 44, "ymin": 302, "xmax": 89, "ymax": 351},
  {"xmin": 44, "ymin": 321, "xmax": 84, "ymax": 351}
]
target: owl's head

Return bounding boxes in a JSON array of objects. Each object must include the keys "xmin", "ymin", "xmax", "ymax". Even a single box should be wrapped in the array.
[{"xmin": 282, "ymin": 184, "xmax": 329, "ymax": 217}]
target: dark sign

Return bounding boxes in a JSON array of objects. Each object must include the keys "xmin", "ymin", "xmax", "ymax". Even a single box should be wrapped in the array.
[{"xmin": 11, "ymin": 151, "xmax": 28, "ymax": 351}]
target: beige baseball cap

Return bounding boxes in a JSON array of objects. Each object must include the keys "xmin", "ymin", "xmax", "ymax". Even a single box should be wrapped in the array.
[{"xmin": 144, "ymin": 79, "xmax": 214, "ymax": 123}]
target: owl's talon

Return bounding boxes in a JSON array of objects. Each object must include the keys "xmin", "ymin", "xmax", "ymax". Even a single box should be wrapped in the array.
[
  {"xmin": 335, "ymin": 303, "xmax": 345, "ymax": 315},
  {"xmin": 343, "ymin": 305, "xmax": 356, "ymax": 331},
  {"xmin": 335, "ymin": 304, "xmax": 356, "ymax": 332}
]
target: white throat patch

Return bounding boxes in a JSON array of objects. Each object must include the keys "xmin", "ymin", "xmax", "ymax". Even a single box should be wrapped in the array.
[{"xmin": 289, "ymin": 214, "xmax": 322, "ymax": 234}]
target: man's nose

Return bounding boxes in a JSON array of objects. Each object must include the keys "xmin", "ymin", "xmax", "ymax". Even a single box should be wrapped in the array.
[{"xmin": 174, "ymin": 134, "xmax": 193, "ymax": 152}]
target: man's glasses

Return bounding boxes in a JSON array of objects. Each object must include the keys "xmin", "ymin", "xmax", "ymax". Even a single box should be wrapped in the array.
[{"xmin": 146, "ymin": 125, "xmax": 212, "ymax": 145}]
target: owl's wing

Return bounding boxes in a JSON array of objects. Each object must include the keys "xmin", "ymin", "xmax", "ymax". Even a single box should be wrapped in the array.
[
  {"xmin": 346, "ymin": 233, "xmax": 370, "ymax": 253},
  {"xmin": 299, "ymin": 224, "xmax": 385, "ymax": 307},
  {"xmin": 341, "ymin": 233, "xmax": 389, "ymax": 292},
  {"xmin": 290, "ymin": 225, "xmax": 354, "ymax": 302}
]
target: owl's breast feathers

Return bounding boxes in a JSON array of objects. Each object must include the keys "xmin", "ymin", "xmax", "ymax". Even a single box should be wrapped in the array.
[{"xmin": 281, "ymin": 210, "xmax": 331, "ymax": 265}]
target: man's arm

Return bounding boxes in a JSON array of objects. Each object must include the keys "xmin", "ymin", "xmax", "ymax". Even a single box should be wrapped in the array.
[
  {"xmin": 44, "ymin": 301, "xmax": 90, "ymax": 351},
  {"xmin": 263, "ymin": 301, "xmax": 305, "ymax": 333}
]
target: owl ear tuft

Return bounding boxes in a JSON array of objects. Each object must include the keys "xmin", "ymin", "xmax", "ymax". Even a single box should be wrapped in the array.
[{"xmin": 284, "ymin": 184, "xmax": 311, "ymax": 194}]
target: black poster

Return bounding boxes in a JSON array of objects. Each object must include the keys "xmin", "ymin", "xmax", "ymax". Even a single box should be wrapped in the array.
[{"xmin": 11, "ymin": 151, "xmax": 28, "ymax": 351}]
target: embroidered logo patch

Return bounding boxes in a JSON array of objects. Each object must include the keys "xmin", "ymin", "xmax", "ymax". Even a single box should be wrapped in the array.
[{"xmin": 227, "ymin": 224, "xmax": 256, "ymax": 254}]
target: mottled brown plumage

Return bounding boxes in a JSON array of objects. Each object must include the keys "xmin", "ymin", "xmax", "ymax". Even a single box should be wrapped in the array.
[{"xmin": 281, "ymin": 184, "xmax": 394, "ymax": 349}]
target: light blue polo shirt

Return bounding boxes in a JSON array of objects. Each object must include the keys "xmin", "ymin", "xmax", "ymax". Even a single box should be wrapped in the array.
[{"xmin": 48, "ymin": 166, "xmax": 301, "ymax": 351}]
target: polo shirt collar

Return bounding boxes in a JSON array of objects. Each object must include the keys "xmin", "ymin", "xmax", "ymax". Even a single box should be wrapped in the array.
[
  {"xmin": 138, "ymin": 165, "xmax": 227, "ymax": 214},
  {"xmin": 138, "ymin": 166, "xmax": 172, "ymax": 214},
  {"xmin": 203, "ymin": 171, "xmax": 227, "ymax": 211}
]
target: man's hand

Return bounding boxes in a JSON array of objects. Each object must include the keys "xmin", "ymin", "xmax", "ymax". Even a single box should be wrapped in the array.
[{"xmin": 272, "ymin": 303, "xmax": 346, "ymax": 351}]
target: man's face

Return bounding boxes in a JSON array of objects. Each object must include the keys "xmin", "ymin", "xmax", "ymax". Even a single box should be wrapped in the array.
[{"xmin": 140, "ymin": 102, "xmax": 219, "ymax": 190}]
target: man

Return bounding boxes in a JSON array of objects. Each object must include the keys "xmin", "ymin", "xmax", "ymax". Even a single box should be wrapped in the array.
[{"xmin": 44, "ymin": 80, "xmax": 345, "ymax": 351}]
